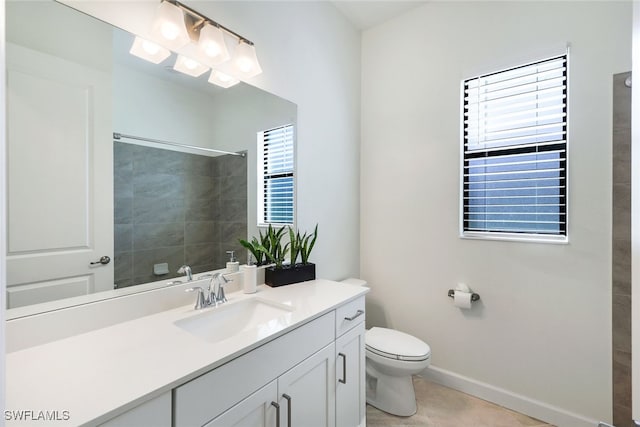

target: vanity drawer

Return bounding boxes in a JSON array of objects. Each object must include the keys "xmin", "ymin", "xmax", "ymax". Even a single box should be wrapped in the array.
[
  {"xmin": 174, "ymin": 311, "xmax": 335, "ymax": 427},
  {"xmin": 335, "ymin": 296, "xmax": 365, "ymax": 337}
]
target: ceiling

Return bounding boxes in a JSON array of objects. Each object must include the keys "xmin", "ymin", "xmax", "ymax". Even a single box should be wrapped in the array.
[{"xmin": 331, "ymin": 1, "xmax": 428, "ymax": 30}]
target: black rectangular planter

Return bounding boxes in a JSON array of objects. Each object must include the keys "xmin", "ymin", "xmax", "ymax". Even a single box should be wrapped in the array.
[{"xmin": 265, "ymin": 263, "xmax": 316, "ymax": 287}]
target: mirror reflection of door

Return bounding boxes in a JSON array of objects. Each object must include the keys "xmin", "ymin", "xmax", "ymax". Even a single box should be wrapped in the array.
[{"xmin": 5, "ymin": 40, "xmax": 113, "ymax": 309}]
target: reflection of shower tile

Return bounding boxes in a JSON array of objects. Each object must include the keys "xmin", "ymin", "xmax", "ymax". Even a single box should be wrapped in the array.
[
  {"xmin": 114, "ymin": 251, "xmax": 133, "ymax": 283},
  {"xmin": 220, "ymin": 221, "xmax": 247, "ymax": 243},
  {"xmin": 115, "ymin": 197, "xmax": 133, "ymax": 224},
  {"xmin": 212, "ymin": 157, "xmax": 222, "ymax": 178},
  {"xmin": 185, "ymin": 175, "xmax": 215, "ymax": 200},
  {"xmin": 134, "ymin": 197, "xmax": 185, "ymax": 224},
  {"xmin": 114, "ymin": 224, "xmax": 133, "ymax": 252},
  {"xmin": 133, "ymin": 146, "xmax": 185, "ymax": 175},
  {"xmin": 185, "ymin": 243, "xmax": 216, "ymax": 267},
  {"xmin": 219, "ymin": 176, "xmax": 247, "ymax": 201},
  {"xmin": 221, "ymin": 154, "xmax": 247, "ymax": 177},
  {"xmin": 133, "ymin": 173, "xmax": 184, "ymax": 199},
  {"xmin": 114, "ymin": 168, "xmax": 133, "ymax": 198},
  {"xmin": 185, "ymin": 221, "xmax": 215, "ymax": 244},
  {"xmin": 113, "ymin": 141, "xmax": 134, "ymax": 172},
  {"xmin": 184, "ymin": 154, "xmax": 214, "ymax": 177},
  {"xmin": 186, "ymin": 198, "xmax": 215, "ymax": 221},
  {"xmin": 133, "ymin": 223, "xmax": 184, "ymax": 250},
  {"xmin": 133, "ymin": 246, "xmax": 184, "ymax": 279},
  {"xmin": 219, "ymin": 199, "xmax": 247, "ymax": 221}
]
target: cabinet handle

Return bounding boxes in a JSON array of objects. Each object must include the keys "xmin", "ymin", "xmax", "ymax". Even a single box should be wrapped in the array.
[
  {"xmin": 271, "ymin": 401, "xmax": 280, "ymax": 427},
  {"xmin": 344, "ymin": 309, "xmax": 364, "ymax": 321},
  {"xmin": 338, "ymin": 352, "xmax": 347, "ymax": 384},
  {"xmin": 283, "ymin": 394, "xmax": 292, "ymax": 427}
]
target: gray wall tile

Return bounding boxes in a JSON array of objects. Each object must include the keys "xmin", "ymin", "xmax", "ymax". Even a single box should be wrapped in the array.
[
  {"xmin": 114, "ymin": 197, "xmax": 133, "ymax": 225},
  {"xmin": 134, "ymin": 197, "xmax": 185, "ymax": 224},
  {"xmin": 114, "ymin": 147, "xmax": 247, "ymax": 288}
]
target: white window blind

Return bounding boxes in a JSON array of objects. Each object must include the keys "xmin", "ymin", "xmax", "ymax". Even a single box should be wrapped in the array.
[
  {"xmin": 462, "ymin": 55, "xmax": 567, "ymax": 240},
  {"xmin": 258, "ymin": 124, "xmax": 295, "ymax": 226}
]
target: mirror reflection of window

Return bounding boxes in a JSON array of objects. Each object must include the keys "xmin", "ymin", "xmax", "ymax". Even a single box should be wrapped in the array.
[{"xmin": 258, "ymin": 125, "xmax": 295, "ymax": 227}]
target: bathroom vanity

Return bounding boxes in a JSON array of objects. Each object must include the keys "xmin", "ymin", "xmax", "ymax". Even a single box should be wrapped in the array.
[{"xmin": 5, "ymin": 280, "xmax": 367, "ymax": 427}]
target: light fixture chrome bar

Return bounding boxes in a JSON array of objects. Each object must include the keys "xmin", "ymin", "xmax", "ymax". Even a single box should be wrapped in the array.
[
  {"xmin": 165, "ymin": 0, "xmax": 254, "ymax": 45},
  {"xmin": 113, "ymin": 133, "xmax": 245, "ymax": 157}
]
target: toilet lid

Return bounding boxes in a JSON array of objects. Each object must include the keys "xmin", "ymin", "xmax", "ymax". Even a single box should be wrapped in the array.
[{"xmin": 366, "ymin": 327, "xmax": 431, "ymax": 362}]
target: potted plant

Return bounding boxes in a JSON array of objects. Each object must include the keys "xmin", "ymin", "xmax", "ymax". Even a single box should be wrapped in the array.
[{"xmin": 241, "ymin": 224, "xmax": 317, "ymax": 287}]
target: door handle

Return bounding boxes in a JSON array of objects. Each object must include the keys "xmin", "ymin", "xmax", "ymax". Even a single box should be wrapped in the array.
[
  {"xmin": 338, "ymin": 352, "xmax": 347, "ymax": 384},
  {"xmin": 90, "ymin": 255, "xmax": 111, "ymax": 265},
  {"xmin": 344, "ymin": 309, "xmax": 364, "ymax": 321},
  {"xmin": 271, "ymin": 401, "xmax": 280, "ymax": 427},
  {"xmin": 282, "ymin": 394, "xmax": 292, "ymax": 427}
]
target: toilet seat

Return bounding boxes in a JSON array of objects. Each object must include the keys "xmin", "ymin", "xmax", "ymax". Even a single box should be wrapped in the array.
[{"xmin": 366, "ymin": 327, "xmax": 431, "ymax": 362}]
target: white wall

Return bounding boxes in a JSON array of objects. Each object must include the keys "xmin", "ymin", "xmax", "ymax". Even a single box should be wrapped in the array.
[
  {"xmin": 361, "ymin": 1, "xmax": 630, "ymax": 424},
  {"xmin": 63, "ymin": 0, "xmax": 361, "ymax": 282}
]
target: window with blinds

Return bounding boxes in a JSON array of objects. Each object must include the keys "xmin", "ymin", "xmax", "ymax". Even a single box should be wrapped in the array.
[
  {"xmin": 258, "ymin": 124, "xmax": 295, "ymax": 226},
  {"xmin": 462, "ymin": 54, "xmax": 568, "ymax": 241}
]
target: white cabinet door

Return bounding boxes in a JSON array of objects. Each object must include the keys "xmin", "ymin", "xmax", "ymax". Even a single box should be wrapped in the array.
[
  {"xmin": 205, "ymin": 381, "xmax": 278, "ymax": 427},
  {"xmin": 277, "ymin": 343, "xmax": 336, "ymax": 427},
  {"xmin": 335, "ymin": 322, "xmax": 366, "ymax": 427},
  {"xmin": 6, "ymin": 42, "xmax": 113, "ymax": 308}
]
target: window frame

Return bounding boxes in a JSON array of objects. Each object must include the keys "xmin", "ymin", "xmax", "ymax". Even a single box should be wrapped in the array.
[
  {"xmin": 257, "ymin": 124, "xmax": 296, "ymax": 228},
  {"xmin": 459, "ymin": 53, "xmax": 570, "ymax": 244}
]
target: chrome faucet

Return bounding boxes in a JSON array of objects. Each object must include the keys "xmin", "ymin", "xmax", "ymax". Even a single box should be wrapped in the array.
[
  {"xmin": 207, "ymin": 272, "xmax": 229, "ymax": 306},
  {"xmin": 185, "ymin": 286, "xmax": 206, "ymax": 310},
  {"xmin": 177, "ymin": 265, "xmax": 193, "ymax": 281}
]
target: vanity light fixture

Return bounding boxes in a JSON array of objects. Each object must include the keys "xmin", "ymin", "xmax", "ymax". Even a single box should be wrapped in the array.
[
  {"xmin": 231, "ymin": 40, "xmax": 263, "ymax": 79},
  {"xmin": 150, "ymin": 0, "xmax": 191, "ymax": 50},
  {"xmin": 198, "ymin": 23, "xmax": 230, "ymax": 66},
  {"xmin": 129, "ymin": 0, "xmax": 263, "ymax": 86},
  {"xmin": 208, "ymin": 70, "xmax": 240, "ymax": 88},
  {"xmin": 173, "ymin": 54, "xmax": 209, "ymax": 77},
  {"xmin": 129, "ymin": 36, "xmax": 171, "ymax": 64}
]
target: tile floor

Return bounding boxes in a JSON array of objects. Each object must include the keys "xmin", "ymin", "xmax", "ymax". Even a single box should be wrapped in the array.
[{"xmin": 366, "ymin": 377, "xmax": 555, "ymax": 427}]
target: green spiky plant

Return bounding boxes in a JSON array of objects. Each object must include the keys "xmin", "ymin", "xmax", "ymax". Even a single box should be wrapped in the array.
[
  {"xmin": 288, "ymin": 226, "xmax": 301, "ymax": 266},
  {"xmin": 259, "ymin": 225, "xmax": 290, "ymax": 269},
  {"xmin": 239, "ymin": 237, "xmax": 265, "ymax": 265},
  {"xmin": 299, "ymin": 224, "xmax": 318, "ymax": 265}
]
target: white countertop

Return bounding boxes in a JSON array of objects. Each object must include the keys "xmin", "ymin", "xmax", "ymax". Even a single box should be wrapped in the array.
[{"xmin": 5, "ymin": 279, "xmax": 367, "ymax": 426}]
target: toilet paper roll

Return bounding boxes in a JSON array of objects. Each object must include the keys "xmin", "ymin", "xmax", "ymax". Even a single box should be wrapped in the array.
[{"xmin": 454, "ymin": 290, "xmax": 473, "ymax": 309}]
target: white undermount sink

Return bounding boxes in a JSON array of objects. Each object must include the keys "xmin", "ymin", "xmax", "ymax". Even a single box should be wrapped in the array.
[{"xmin": 174, "ymin": 297, "xmax": 295, "ymax": 343}]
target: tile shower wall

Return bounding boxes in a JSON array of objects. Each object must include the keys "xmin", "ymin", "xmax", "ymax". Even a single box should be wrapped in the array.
[
  {"xmin": 114, "ymin": 142, "xmax": 247, "ymax": 287},
  {"xmin": 612, "ymin": 71, "xmax": 632, "ymax": 427}
]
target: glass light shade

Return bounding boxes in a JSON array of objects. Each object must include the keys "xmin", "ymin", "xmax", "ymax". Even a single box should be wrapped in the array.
[
  {"xmin": 208, "ymin": 70, "xmax": 240, "ymax": 88},
  {"xmin": 231, "ymin": 41, "xmax": 262, "ymax": 79},
  {"xmin": 129, "ymin": 36, "xmax": 171, "ymax": 64},
  {"xmin": 150, "ymin": 1, "xmax": 190, "ymax": 50},
  {"xmin": 173, "ymin": 55, "xmax": 209, "ymax": 77},
  {"xmin": 198, "ymin": 24, "xmax": 230, "ymax": 66}
]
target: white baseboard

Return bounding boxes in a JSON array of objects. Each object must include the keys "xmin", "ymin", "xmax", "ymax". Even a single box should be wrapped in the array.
[{"xmin": 420, "ymin": 366, "xmax": 603, "ymax": 427}]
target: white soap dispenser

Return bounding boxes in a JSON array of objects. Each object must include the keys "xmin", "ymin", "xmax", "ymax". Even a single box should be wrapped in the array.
[{"xmin": 226, "ymin": 251, "xmax": 239, "ymax": 273}]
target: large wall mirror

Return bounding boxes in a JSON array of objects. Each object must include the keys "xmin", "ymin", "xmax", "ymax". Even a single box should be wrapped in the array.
[{"xmin": 5, "ymin": 0, "xmax": 297, "ymax": 316}]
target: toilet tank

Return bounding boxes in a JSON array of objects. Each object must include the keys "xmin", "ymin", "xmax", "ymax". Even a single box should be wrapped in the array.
[{"xmin": 341, "ymin": 278, "xmax": 368, "ymax": 287}]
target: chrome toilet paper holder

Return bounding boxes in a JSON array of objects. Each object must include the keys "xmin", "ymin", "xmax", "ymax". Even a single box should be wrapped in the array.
[{"xmin": 447, "ymin": 289, "xmax": 480, "ymax": 302}]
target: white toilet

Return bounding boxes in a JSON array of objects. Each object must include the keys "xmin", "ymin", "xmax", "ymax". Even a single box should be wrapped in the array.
[{"xmin": 341, "ymin": 279, "xmax": 431, "ymax": 417}]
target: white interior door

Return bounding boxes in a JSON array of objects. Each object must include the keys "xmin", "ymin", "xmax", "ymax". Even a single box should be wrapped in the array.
[{"xmin": 5, "ymin": 43, "xmax": 113, "ymax": 309}]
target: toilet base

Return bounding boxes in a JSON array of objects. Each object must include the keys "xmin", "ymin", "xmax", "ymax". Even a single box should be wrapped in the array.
[{"xmin": 365, "ymin": 365, "xmax": 418, "ymax": 417}]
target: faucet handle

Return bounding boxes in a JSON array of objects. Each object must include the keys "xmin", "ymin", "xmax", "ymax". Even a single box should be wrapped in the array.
[
  {"xmin": 185, "ymin": 287, "xmax": 206, "ymax": 310},
  {"xmin": 216, "ymin": 275, "xmax": 228, "ymax": 303}
]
